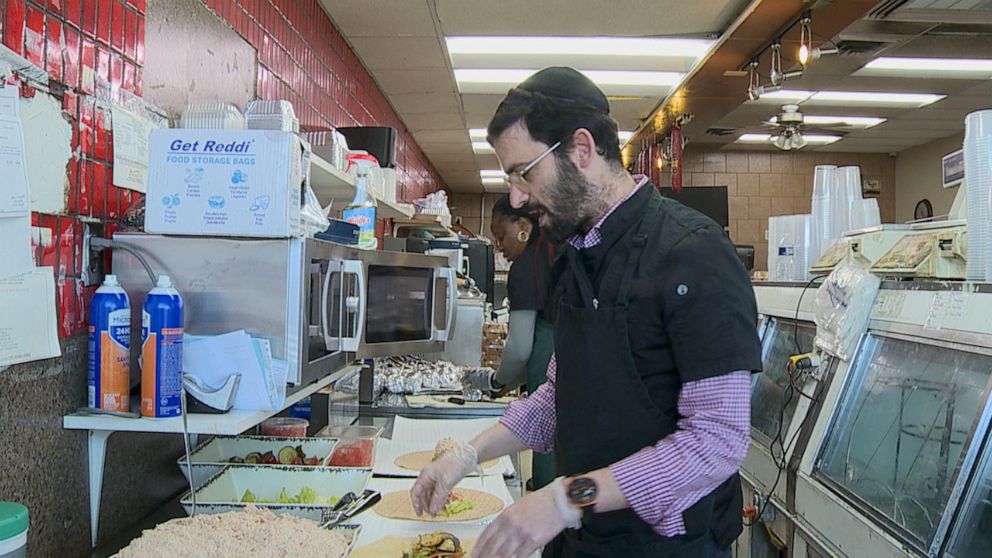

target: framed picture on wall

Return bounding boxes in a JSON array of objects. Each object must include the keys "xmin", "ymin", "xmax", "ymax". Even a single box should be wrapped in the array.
[
  {"xmin": 942, "ymin": 149, "xmax": 964, "ymax": 189},
  {"xmin": 862, "ymin": 178, "xmax": 881, "ymax": 195}
]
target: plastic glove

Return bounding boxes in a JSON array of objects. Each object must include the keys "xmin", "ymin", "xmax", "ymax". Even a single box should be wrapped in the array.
[
  {"xmin": 462, "ymin": 367, "xmax": 499, "ymax": 394},
  {"xmin": 410, "ymin": 441, "xmax": 480, "ymax": 517},
  {"xmin": 472, "ymin": 477, "xmax": 582, "ymax": 558}
]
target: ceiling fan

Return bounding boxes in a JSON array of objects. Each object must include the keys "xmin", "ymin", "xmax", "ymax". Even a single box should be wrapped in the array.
[{"xmin": 735, "ymin": 104, "xmax": 854, "ymax": 151}]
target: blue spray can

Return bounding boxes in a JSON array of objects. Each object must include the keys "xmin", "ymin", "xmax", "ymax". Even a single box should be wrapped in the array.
[
  {"xmin": 141, "ymin": 275, "xmax": 184, "ymax": 418},
  {"xmin": 88, "ymin": 274, "xmax": 131, "ymax": 411}
]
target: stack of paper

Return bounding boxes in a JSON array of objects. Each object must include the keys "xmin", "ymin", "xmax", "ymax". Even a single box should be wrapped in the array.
[{"xmin": 183, "ymin": 330, "xmax": 288, "ymax": 411}]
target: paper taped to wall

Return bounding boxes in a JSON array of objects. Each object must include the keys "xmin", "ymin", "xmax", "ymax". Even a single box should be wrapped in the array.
[
  {"xmin": 0, "ymin": 117, "xmax": 30, "ymax": 216},
  {"xmin": 112, "ymin": 105, "xmax": 158, "ymax": 193},
  {"xmin": 0, "ymin": 267, "xmax": 61, "ymax": 367}
]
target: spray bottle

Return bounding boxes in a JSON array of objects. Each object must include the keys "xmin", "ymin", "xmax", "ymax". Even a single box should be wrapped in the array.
[
  {"xmin": 88, "ymin": 275, "xmax": 131, "ymax": 411},
  {"xmin": 141, "ymin": 275, "xmax": 184, "ymax": 418},
  {"xmin": 343, "ymin": 153, "xmax": 379, "ymax": 250}
]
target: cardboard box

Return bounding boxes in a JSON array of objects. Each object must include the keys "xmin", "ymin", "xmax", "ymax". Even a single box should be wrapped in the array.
[{"xmin": 145, "ymin": 130, "xmax": 309, "ymax": 237}]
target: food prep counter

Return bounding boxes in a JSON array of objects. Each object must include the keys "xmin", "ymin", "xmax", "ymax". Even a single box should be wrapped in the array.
[{"xmin": 90, "ymin": 412, "xmax": 523, "ymax": 558}]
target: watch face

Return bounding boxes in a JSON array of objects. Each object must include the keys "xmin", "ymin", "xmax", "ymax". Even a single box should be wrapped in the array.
[{"xmin": 567, "ymin": 477, "xmax": 598, "ymax": 507}]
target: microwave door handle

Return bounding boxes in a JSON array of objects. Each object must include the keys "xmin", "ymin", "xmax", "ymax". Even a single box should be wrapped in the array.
[
  {"xmin": 341, "ymin": 260, "xmax": 366, "ymax": 352},
  {"xmin": 435, "ymin": 267, "xmax": 458, "ymax": 341},
  {"xmin": 321, "ymin": 261, "xmax": 341, "ymax": 352}
]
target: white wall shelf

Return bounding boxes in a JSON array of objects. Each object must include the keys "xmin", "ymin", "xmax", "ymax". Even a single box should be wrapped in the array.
[
  {"xmin": 64, "ymin": 364, "xmax": 360, "ymax": 548},
  {"xmin": 309, "ymin": 155, "xmax": 413, "ymax": 220}
]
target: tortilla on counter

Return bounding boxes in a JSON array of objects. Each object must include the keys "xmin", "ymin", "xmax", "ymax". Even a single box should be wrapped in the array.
[
  {"xmin": 374, "ymin": 489, "xmax": 504, "ymax": 522},
  {"xmin": 348, "ymin": 535, "xmax": 476, "ymax": 558},
  {"xmin": 394, "ymin": 451, "xmax": 500, "ymax": 473}
]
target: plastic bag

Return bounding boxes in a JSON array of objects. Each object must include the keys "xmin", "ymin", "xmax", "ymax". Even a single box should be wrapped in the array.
[
  {"xmin": 298, "ymin": 183, "xmax": 331, "ymax": 237},
  {"xmin": 814, "ymin": 260, "xmax": 881, "ymax": 360}
]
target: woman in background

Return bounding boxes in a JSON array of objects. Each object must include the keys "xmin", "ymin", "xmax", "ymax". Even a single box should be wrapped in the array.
[{"xmin": 464, "ymin": 195, "xmax": 557, "ymax": 489}]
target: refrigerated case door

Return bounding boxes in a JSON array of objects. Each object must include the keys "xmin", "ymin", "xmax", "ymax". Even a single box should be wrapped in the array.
[
  {"xmin": 752, "ymin": 318, "xmax": 817, "ymax": 446},
  {"xmin": 946, "ymin": 430, "xmax": 992, "ymax": 557},
  {"xmin": 813, "ymin": 330, "xmax": 992, "ymax": 554}
]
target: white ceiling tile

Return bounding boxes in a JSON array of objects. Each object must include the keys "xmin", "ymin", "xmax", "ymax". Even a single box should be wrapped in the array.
[
  {"xmin": 449, "ymin": 52, "xmax": 698, "ymax": 73},
  {"xmin": 389, "ymin": 93, "xmax": 462, "ymax": 114},
  {"xmin": 349, "ymin": 37, "xmax": 449, "ymax": 69},
  {"xmin": 319, "ymin": 0, "xmax": 437, "ymax": 37},
  {"xmin": 374, "ymin": 69, "xmax": 457, "ymax": 95},
  {"xmin": 435, "ymin": 0, "xmax": 748, "ymax": 37},
  {"xmin": 412, "ymin": 129, "xmax": 471, "ymax": 143},
  {"xmin": 420, "ymin": 142, "xmax": 474, "ymax": 156},
  {"xmin": 401, "ymin": 112, "xmax": 466, "ymax": 131},
  {"xmin": 459, "ymin": 94, "xmax": 505, "ymax": 118}
]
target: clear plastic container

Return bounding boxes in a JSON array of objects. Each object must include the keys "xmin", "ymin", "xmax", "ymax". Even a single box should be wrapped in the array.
[
  {"xmin": 259, "ymin": 417, "xmax": 309, "ymax": 437},
  {"xmin": 245, "ymin": 99, "xmax": 296, "ymax": 119},
  {"xmin": 319, "ymin": 425, "xmax": 382, "ymax": 468},
  {"xmin": 179, "ymin": 102, "xmax": 246, "ymax": 129}
]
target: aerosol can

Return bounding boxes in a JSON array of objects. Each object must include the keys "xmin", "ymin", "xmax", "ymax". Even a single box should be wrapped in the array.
[
  {"xmin": 88, "ymin": 275, "xmax": 131, "ymax": 411},
  {"xmin": 141, "ymin": 275, "xmax": 184, "ymax": 418}
]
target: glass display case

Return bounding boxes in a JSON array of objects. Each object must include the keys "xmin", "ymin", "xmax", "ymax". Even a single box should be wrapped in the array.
[
  {"xmin": 947, "ymin": 438, "xmax": 992, "ymax": 557},
  {"xmin": 751, "ymin": 317, "xmax": 817, "ymax": 445},
  {"xmin": 814, "ymin": 330, "xmax": 992, "ymax": 553}
]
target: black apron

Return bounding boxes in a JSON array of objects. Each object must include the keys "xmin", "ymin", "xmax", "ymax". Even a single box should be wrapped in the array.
[{"xmin": 544, "ymin": 191, "xmax": 742, "ymax": 558}]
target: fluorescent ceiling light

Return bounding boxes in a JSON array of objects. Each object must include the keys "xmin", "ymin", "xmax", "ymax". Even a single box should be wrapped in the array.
[
  {"xmin": 738, "ymin": 134, "xmax": 772, "ymax": 142},
  {"xmin": 810, "ymin": 90, "xmax": 944, "ymax": 106},
  {"xmin": 454, "ymin": 69, "xmax": 683, "ymax": 87},
  {"xmin": 481, "ymin": 177, "xmax": 505, "ymax": 185},
  {"xmin": 772, "ymin": 115, "xmax": 887, "ymax": 128},
  {"xmin": 753, "ymin": 89, "xmax": 944, "ymax": 107},
  {"xmin": 864, "ymin": 57, "xmax": 992, "ymax": 76},
  {"xmin": 480, "ymin": 170, "xmax": 505, "ymax": 178},
  {"xmin": 472, "ymin": 141, "xmax": 494, "ymax": 153},
  {"xmin": 446, "ymin": 36, "xmax": 711, "ymax": 58},
  {"xmin": 469, "ymin": 128, "xmax": 487, "ymax": 141}
]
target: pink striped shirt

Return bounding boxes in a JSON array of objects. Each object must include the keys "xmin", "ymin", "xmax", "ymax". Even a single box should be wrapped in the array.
[{"xmin": 500, "ymin": 175, "xmax": 751, "ymax": 536}]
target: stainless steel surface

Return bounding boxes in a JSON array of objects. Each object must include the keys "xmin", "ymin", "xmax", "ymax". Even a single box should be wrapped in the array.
[
  {"xmin": 112, "ymin": 234, "xmax": 352, "ymax": 386},
  {"xmin": 431, "ymin": 295, "xmax": 485, "ymax": 367},
  {"xmin": 346, "ymin": 248, "xmax": 454, "ymax": 359},
  {"xmin": 113, "ymin": 234, "xmax": 456, "ymax": 388}
]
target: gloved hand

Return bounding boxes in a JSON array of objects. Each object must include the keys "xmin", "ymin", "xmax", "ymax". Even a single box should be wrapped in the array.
[
  {"xmin": 410, "ymin": 441, "xmax": 481, "ymax": 517},
  {"xmin": 462, "ymin": 367, "xmax": 499, "ymax": 395},
  {"xmin": 472, "ymin": 477, "xmax": 582, "ymax": 558}
]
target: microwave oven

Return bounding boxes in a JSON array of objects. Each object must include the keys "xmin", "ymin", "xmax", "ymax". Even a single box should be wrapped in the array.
[{"xmin": 111, "ymin": 234, "xmax": 456, "ymax": 386}]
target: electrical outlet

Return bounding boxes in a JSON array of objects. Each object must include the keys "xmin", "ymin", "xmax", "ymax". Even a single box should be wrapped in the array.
[{"xmin": 82, "ymin": 223, "xmax": 106, "ymax": 287}]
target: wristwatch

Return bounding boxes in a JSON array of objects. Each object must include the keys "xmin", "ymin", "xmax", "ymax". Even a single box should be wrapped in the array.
[{"xmin": 566, "ymin": 476, "xmax": 598, "ymax": 524}]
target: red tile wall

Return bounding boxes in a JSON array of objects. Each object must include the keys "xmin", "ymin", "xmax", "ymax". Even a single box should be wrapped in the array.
[
  {"xmin": 6, "ymin": 0, "xmax": 444, "ymax": 339},
  {"xmin": 202, "ymin": 0, "xmax": 445, "ymax": 203},
  {"xmin": 7, "ymin": 0, "xmax": 146, "ymax": 339}
]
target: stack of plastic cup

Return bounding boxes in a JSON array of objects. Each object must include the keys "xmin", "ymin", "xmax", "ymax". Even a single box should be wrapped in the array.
[
  {"xmin": 965, "ymin": 110, "xmax": 992, "ymax": 281},
  {"xmin": 811, "ymin": 165, "xmax": 837, "ymax": 264}
]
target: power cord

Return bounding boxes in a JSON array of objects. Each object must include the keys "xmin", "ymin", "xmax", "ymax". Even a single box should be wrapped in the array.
[
  {"xmin": 746, "ymin": 274, "xmax": 826, "ymax": 526},
  {"xmin": 90, "ymin": 237, "xmax": 157, "ymax": 284}
]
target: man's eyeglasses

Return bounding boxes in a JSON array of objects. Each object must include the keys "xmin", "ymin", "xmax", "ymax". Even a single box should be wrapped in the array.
[{"xmin": 504, "ymin": 141, "xmax": 561, "ymax": 190}]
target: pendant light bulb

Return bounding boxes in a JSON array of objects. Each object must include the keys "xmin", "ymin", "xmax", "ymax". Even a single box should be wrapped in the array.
[{"xmin": 798, "ymin": 16, "xmax": 812, "ymax": 66}]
